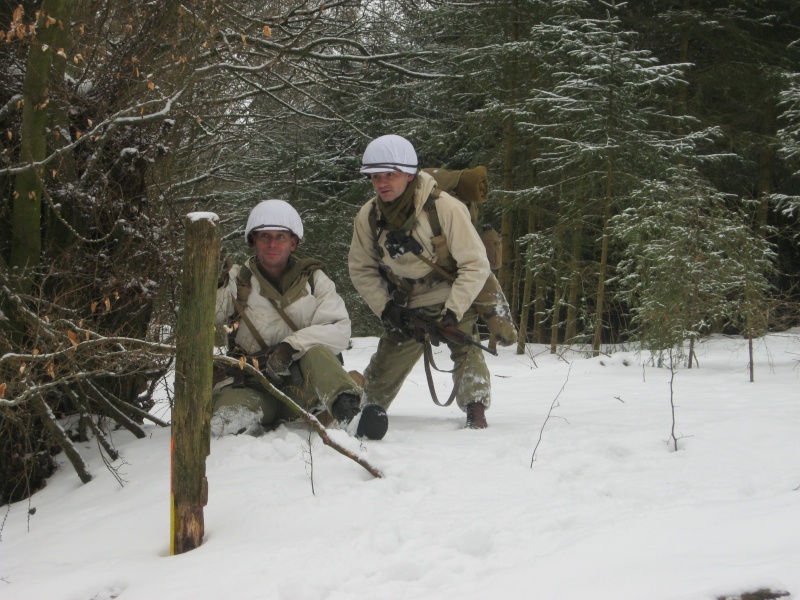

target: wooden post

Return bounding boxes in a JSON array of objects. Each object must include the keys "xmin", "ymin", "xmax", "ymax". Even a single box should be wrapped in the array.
[{"xmin": 171, "ymin": 212, "xmax": 219, "ymax": 555}]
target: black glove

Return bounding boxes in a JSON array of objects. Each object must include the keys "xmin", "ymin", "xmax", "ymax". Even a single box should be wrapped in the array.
[
  {"xmin": 427, "ymin": 309, "xmax": 459, "ymax": 346},
  {"xmin": 381, "ymin": 300, "xmax": 412, "ymax": 338},
  {"xmin": 218, "ymin": 247, "xmax": 234, "ymax": 288},
  {"xmin": 439, "ymin": 309, "xmax": 459, "ymax": 329},
  {"xmin": 265, "ymin": 342, "xmax": 294, "ymax": 381}
]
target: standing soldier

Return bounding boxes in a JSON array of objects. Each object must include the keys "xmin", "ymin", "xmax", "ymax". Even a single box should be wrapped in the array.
[
  {"xmin": 213, "ymin": 199, "xmax": 388, "ymax": 439},
  {"xmin": 348, "ymin": 135, "xmax": 493, "ymax": 428}
]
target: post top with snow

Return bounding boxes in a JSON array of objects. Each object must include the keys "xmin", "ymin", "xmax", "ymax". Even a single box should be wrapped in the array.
[{"xmin": 186, "ymin": 212, "xmax": 219, "ymax": 223}]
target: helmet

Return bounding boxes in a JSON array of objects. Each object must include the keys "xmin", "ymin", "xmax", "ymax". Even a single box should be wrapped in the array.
[
  {"xmin": 360, "ymin": 134, "xmax": 418, "ymax": 175},
  {"xmin": 245, "ymin": 199, "xmax": 303, "ymax": 244}
]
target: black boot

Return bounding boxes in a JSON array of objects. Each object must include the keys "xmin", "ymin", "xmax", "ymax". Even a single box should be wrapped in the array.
[
  {"xmin": 331, "ymin": 393, "xmax": 388, "ymax": 440},
  {"xmin": 355, "ymin": 404, "xmax": 388, "ymax": 440}
]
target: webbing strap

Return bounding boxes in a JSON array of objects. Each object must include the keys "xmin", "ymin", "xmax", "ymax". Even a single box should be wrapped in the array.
[{"xmin": 231, "ymin": 294, "xmax": 270, "ymax": 351}]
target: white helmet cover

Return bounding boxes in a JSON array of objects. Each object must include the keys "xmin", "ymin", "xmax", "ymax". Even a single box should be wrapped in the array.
[
  {"xmin": 360, "ymin": 134, "xmax": 418, "ymax": 175},
  {"xmin": 245, "ymin": 199, "xmax": 304, "ymax": 243}
]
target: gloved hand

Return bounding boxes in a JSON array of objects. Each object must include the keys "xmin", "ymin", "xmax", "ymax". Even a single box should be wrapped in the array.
[
  {"xmin": 265, "ymin": 342, "xmax": 294, "ymax": 381},
  {"xmin": 218, "ymin": 247, "xmax": 234, "ymax": 288},
  {"xmin": 381, "ymin": 300, "xmax": 412, "ymax": 339},
  {"xmin": 439, "ymin": 309, "xmax": 459, "ymax": 329},
  {"xmin": 427, "ymin": 309, "xmax": 459, "ymax": 346}
]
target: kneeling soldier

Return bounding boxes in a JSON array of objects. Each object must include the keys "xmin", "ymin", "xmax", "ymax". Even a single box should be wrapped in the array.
[{"xmin": 213, "ymin": 199, "xmax": 388, "ymax": 439}]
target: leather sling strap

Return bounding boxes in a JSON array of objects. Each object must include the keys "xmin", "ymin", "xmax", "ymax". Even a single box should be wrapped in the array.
[
  {"xmin": 267, "ymin": 297, "xmax": 299, "ymax": 332},
  {"xmin": 422, "ymin": 340, "xmax": 460, "ymax": 407},
  {"xmin": 231, "ymin": 294, "xmax": 269, "ymax": 351}
]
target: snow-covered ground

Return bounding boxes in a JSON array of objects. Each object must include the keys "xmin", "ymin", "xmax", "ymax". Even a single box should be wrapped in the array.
[{"xmin": 2, "ymin": 332, "xmax": 799, "ymax": 600}]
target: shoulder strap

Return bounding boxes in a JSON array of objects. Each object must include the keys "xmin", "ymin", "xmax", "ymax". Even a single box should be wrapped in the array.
[
  {"xmin": 368, "ymin": 200, "xmax": 385, "ymax": 259},
  {"xmin": 424, "ymin": 192, "xmax": 441, "ymax": 238},
  {"xmin": 230, "ymin": 263, "xmax": 270, "ymax": 351},
  {"xmin": 231, "ymin": 292, "xmax": 270, "ymax": 351}
]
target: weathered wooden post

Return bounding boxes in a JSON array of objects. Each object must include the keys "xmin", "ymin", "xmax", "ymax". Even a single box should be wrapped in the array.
[{"xmin": 171, "ymin": 212, "xmax": 219, "ymax": 555}]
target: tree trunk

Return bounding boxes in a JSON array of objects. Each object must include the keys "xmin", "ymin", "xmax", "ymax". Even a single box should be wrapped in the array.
[
  {"xmin": 592, "ymin": 169, "xmax": 613, "ymax": 356},
  {"xmin": 171, "ymin": 213, "xmax": 219, "ymax": 555},
  {"xmin": 565, "ymin": 222, "xmax": 582, "ymax": 344},
  {"xmin": 11, "ymin": 0, "xmax": 67, "ymax": 285},
  {"xmin": 550, "ymin": 288, "xmax": 562, "ymax": 355},
  {"xmin": 498, "ymin": 0, "xmax": 519, "ymax": 300},
  {"xmin": 516, "ymin": 209, "xmax": 536, "ymax": 354}
]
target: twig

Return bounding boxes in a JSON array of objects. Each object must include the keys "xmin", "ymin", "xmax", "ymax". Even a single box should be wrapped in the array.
[
  {"xmin": 303, "ymin": 430, "xmax": 316, "ymax": 497},
  {"xmin": 530, "ymin": 364, "xmax": 572, "ymax": 467}
]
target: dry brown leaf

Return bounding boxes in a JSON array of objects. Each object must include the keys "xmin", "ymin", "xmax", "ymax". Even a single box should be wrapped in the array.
[
  {"xmin": 91, "ymin": 301, "xmax": 98, "ymax": 313},
  {"xmin": 104, "ymin": 297, "xmax": 111, "ymax": 312},
  {"xmin": 67, "ymin": 330, "xmax": 78, "ymax": 348},
  {"xmin": 238, "ymin": 356, "xmax": 246, "ymax": 370},
  {"xmin": 263, "ymin": 25, "xmax": 271, "ymax": 37},
  {"xmin": 33, "ymin": 348, "xmax": 40, "ymax": 356},
  {"xmin": 251, "ymin": 357, "xmax": 260, "ymax": 372},
  {"xmin": 0, "ymin": 382, "xmax": 6, "ymax": 398}
]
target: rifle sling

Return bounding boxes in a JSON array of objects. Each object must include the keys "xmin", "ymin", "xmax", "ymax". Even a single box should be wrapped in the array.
[
  {"xmin": 267, "ymin": 297, "xmax": 300, "ymax": 332},
  {"xmin": 422, "ymin": 340, "xmax": 459, "ymax": 407},
  {"xmin": 413, "ymin": 252, "xmax": 456, "ymax": 283}
]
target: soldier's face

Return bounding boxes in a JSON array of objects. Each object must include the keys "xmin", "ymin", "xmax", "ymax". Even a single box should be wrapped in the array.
[
  {"xmin": 252, "ymin": 230, "xmax": 298, "ymax": 275},
  {"xmin": 369, "ymin": 170, "xmax": 414, "ymax": 202}
]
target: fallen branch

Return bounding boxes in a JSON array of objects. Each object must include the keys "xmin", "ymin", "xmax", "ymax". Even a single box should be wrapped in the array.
[
  {"xmin": 213, "ymin": 356, "xmax": 383, "ymax": 479},
  {"xmin": 31, "ymin": 394, "xmax": 93, "ymax": 484}
]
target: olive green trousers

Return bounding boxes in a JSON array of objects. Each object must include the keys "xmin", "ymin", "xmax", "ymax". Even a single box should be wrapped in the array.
[
  {"xmin": 363, "ymin": 305, "xmax": 491, "ymax": 412},
  {"xmin": 212, "ymin": 345, "xmax": 359, "ymax": 426}
]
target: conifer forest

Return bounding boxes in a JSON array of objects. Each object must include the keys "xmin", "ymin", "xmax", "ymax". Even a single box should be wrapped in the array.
[{"xmin": 1, "ymin": 1, "xmax": 799, "ymax": 501}]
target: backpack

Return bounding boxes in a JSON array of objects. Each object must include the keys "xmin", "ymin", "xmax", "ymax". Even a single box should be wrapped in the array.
[
  {"xmin": 368, "ymin": 166, "xmax": 500, "ymax": 268},
  {"xmin": 421, "ymin": 166, "xmax": 503, "ymax": 271}
]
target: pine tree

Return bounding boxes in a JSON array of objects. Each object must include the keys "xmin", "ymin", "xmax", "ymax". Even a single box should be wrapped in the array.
[{"xmin": 613, "ymin": 167, "xmax": 774, "ymax": 367}]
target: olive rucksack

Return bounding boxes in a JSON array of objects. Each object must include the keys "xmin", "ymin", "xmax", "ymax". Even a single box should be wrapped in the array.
[{"xmin": 421, "ymin": 166, "xmax": 501, "ymax": 271}]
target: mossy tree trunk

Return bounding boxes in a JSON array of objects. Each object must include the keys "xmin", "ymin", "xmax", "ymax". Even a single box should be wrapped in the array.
[{"xmin": 10, "ymin": 0, "xmax": 67, "ymax": 288}]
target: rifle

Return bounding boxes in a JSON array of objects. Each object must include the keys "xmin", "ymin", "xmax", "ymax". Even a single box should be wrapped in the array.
[{"xmin": 409, "ymin": 313, "xmax": 498, "ymax": 356}]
